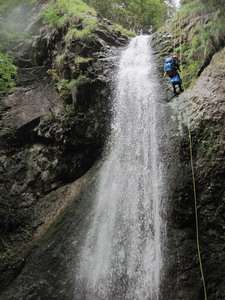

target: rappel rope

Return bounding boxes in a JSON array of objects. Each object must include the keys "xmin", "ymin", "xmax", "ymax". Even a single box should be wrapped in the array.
[
  {"xmin": 187, "ymin": 123, "xmax": 208, "ymax": 300},
  {"xmin": 175, "ymin": 12, "xmax": 208, "ymax": 300}
]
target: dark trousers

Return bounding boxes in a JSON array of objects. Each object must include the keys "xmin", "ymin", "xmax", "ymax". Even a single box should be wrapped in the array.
[{"xmin": 172, "ymin": 82, "xmax": 183, "ymax": 94}]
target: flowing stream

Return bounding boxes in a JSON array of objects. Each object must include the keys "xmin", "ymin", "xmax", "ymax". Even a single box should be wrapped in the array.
[{"xmin": 75, "ymin": 35, "xmax": 166, "ymax": 300}]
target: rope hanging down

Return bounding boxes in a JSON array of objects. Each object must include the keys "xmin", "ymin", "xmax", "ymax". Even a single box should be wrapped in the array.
[
  {"xmin": 188, "ymin": 125, "xmax": 208, "ymax": 300},
  {"xmin": 175, "ymin": 10, "xmax": 208, "ymax": 300}
]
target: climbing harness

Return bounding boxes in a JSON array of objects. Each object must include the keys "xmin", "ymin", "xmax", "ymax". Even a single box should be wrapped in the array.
[
  {"xmin": 175, "ymin": 11, "xmax": 208, "ymax": 300},
  {"xmin": 170, "ymin": 73, "xmax": 182, "ymax": 84}
]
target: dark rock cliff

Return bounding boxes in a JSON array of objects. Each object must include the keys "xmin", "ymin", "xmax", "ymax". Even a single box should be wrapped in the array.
[
  {"xmin": 153, "ymin": 18, "xmax": 225, "ymax": 300},
  {"xmin": 0, "ymin": 5, "xmax": 128, "ymax": 296},
  {"xmin": 1, "ymin": 2, "xmax": 224, "ymax": 299}
]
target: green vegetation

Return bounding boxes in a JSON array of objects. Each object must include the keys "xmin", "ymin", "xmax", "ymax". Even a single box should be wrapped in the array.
[
  {"xmin": 168, "ymin": 0, "xmax": 225, "ymax": 87},
  {"xmin": 42, "ymin": 0, "xmax": 96, "ymax": 27},
  {"xmin": 55, "ymin": 75, "xmax": 90, "ymax": 102},
  {"xmin": 42, "ymin": 0, "xmax": 137, "ymax": 41},
  {"xmin": 199, "ymin": 0, "xmax": 224, "ymax": 13},
  {"xmin": 74, "ymin": 56, "xmax": 93, "ymax": 64},
  {"xmin": 49, "ymin": 58, "xmax": 89, "ymax": 97},
  {"xmin": 56, "ymin": 79, "xmax": 73, "ymax": 99},
  {"xmin": 178, "ymin": 1, "xmax": 206, "ymax": 17},
  {"xmin": 0, "ymin": 52, "xmax": 17, "ymax": 94},
  {"xmin": 43, "ymin": 0, "xmax": 135, "ymax": 103},
  {"xmin": 111, "ymin": 24, "xmax": 135, "ymax": 37},
  {"xmin": 65, "ymin": 20, "xmax": 96, "ymax": 42},
  {"xmin": 85, "ymin": 0, "xmax": 167, "ymax": 30},
  {"xmin": 43, "ymin": 0, "xmax": 98, "ymax": 43},
  {"xmin": 55, "ymin": 53, "xmax": 66, "ymax": 69}
]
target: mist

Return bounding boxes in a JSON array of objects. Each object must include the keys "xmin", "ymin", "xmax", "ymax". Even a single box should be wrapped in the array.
[
  {"xmin": 0, "ymin": 3, "xmax": 32, "ymax": 35},
  {"xmin": 0, "ymin": 1, "xmax": 46, "ymax": 51}
]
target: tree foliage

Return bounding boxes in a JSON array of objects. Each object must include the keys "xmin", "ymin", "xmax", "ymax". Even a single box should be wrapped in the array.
[
  {"xmin": 85, "ymin": 0, "xmax": 167, "ymax": 30},
  {"xmin": 181, "ymin": 0, "xmax": 224, "ymax": 13},
  {"xmin": 171, "ymin": 0, "xmax": 225, "ymax": 87}
]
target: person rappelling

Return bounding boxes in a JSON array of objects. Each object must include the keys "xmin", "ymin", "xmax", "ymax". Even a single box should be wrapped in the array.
[{"xmin": 163, "ymin": 54, "xmax": 184, "ymax": 96}]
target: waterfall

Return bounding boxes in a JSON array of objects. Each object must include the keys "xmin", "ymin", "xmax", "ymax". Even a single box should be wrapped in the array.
[
  {"xmin": 171, "ymin": 0, "xmax": 181, "ymax": 8},
  {"xmin": 74, "ymin": 36, "xmax": 165, "ymax": 300}
]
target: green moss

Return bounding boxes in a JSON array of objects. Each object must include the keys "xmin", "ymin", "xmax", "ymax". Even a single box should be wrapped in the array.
[
  {"xmin": 42, "ymin": 1, "xmax": 101, "ymax": 43},
  {"xmin": 111, "ymin": 24, "xmax": 135, "ymax": 38},
  {"xmin": 56, "ymin": 75, "xmax": 90, "ymax": 101},
  {"xmin": 68, "ymin": 75, "xmax": 90, "ymax": 92},
  {"xmin": 74, "ymin": 56, "xmax": 93, "ymax": 64},
  {"xmin": 56, "ymin": 79, "xmax": 71, "ymax": 99},
  {"xmin": 75, "ymin": 75, "xmax": 90, "ymax": 86},
  {"xmin": 64, "ymin": 15, "xmax": 97, "ymax": 43},
  {"xmin": 42, "ymin": 0, "xmax": 96, "ymax": 28},
  {"xmin": 174, "ymin": 1, "xmax": 206, "ymax": 21},
  {"xmin": 82, "ymin": 16, "xmax": 97, "ymax": 30},
  {"xmin": 167, "ymin": 0, "xmax": 225, "ymax": 88},
  {"xmin": 0, "ymin": 52, "xmax": 17, "ymax": 94},
  {"xmin": 65, "ymin": 27, "xmax": 92, "ymax": 42},
  {"xmin": 181, "ymin": 60, "xmax": 200, "ymax": 88},
  {"xmin": 47, "ymin": 68, "xmax": 59, "ymax": 82},
  {"xmin": 55, "ymin": 53, "xmax": 66, "ymax": 69}
]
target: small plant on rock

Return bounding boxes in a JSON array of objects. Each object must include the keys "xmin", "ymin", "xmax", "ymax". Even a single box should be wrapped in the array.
[{"xmin": 0, "ymin": 52, "xmax": 17, "ymax": 94}]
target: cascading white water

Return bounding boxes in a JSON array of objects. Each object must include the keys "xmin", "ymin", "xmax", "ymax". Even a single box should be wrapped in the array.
[
  {"xmin": 171, "ymin": 0, "xmax": 181, "ymax": 8},
  {"xmin": 75, "ymin": 36, "xmax": 165, "ymax": 300}
]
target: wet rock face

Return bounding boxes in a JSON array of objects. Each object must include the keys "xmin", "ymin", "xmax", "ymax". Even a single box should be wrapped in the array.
[
  {"xmin": 186, "ymin": 48, "xmax": 225, "ymax": 300},
  {"xmin": 152, "ymin": 9, "xmax": 225, "ymax": 90},
  {"xmin": 0, "ymin": 11, "xmax": 128, "ymax": 295},
  {"xmin": 154, "ymin": 29, "xmax": 225, "ymax": 299}
]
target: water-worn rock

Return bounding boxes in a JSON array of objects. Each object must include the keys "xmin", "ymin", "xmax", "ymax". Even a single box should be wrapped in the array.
[
  {"xmin": 184, "ymin": 48, "xmax": 225, "ymax": 300},
  {"xmin": 156, "ymin": 41, "xmax": 225, "ymax": 299},
  {"xmin": 0, "ymin": 6, "xmax": 128, "ymax": 295},
  {"xmin": 0, "ymin": 166, "xmax": 98, "ymax": 300}
]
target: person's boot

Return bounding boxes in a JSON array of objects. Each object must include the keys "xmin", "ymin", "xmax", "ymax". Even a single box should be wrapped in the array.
[
  {"xmin": 173, "ymin": 84, "xmax": 178, "ymax": 96},
  {"xmin": 179, "ymin": 84, "xmax": 184, "ymax": 92}
]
